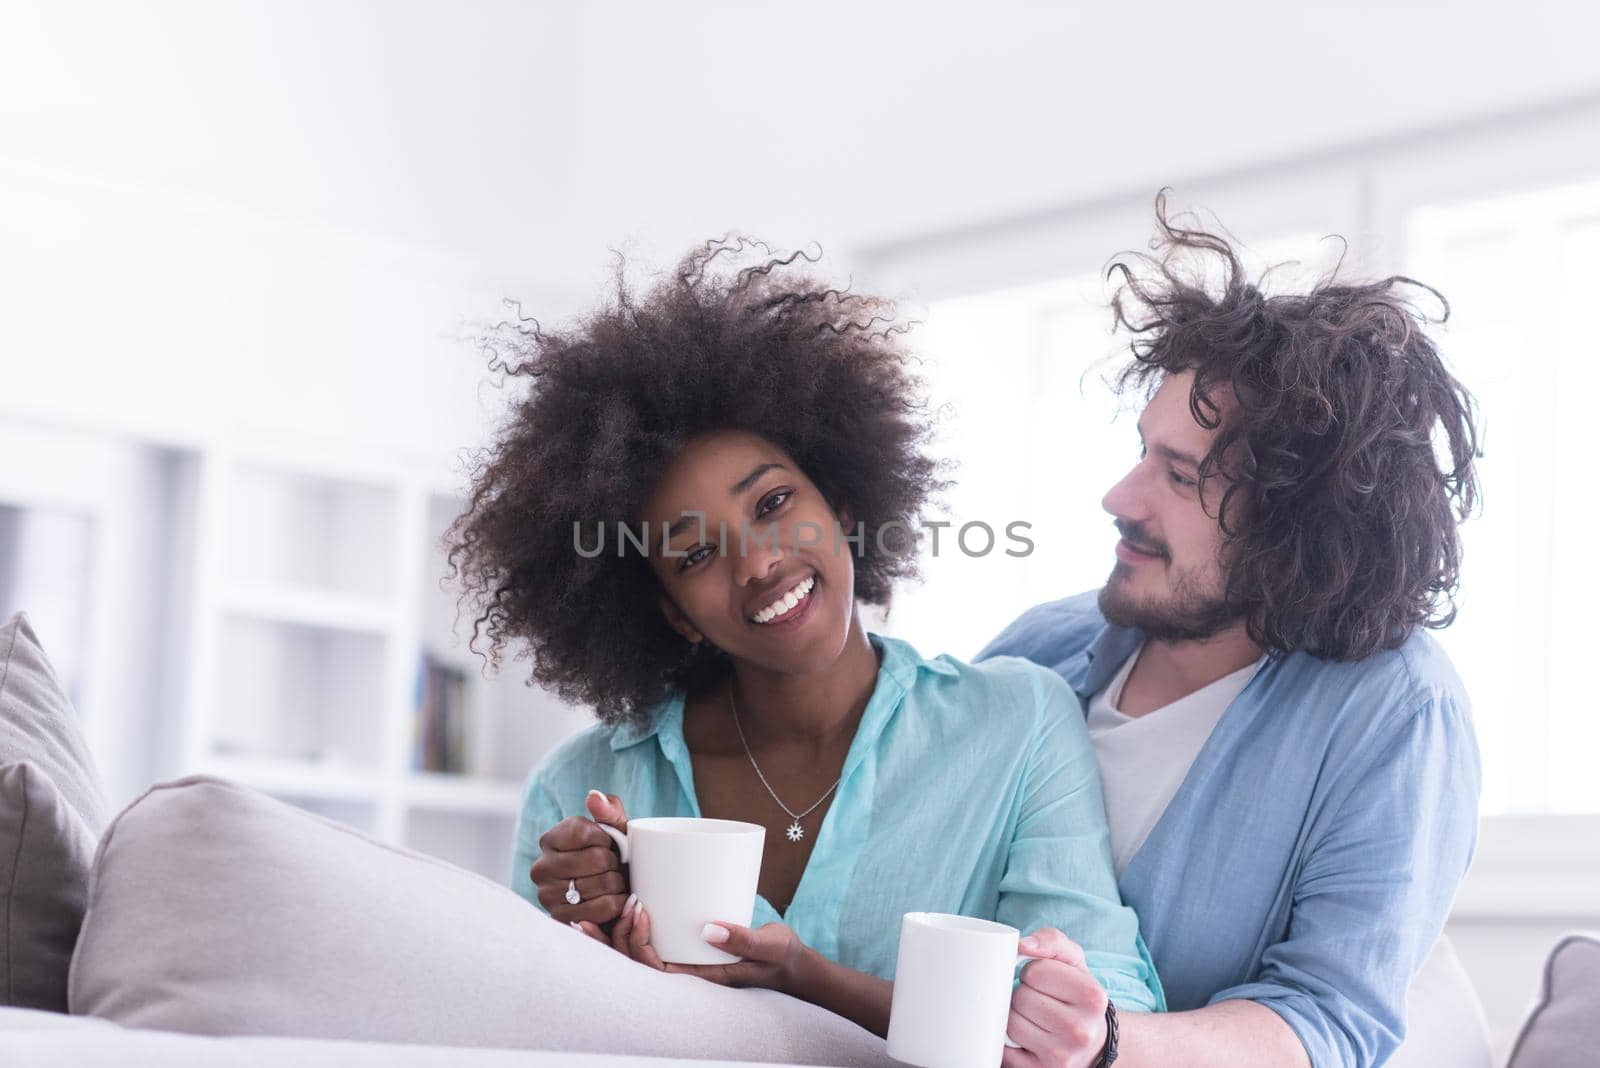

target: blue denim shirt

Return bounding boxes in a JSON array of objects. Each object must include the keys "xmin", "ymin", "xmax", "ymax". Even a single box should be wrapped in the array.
[
  {"xmin": 979, "ymin": 591, "xmax": 1481, "ymax": 1068},
  {"xmin": 513, "ymin": 633, "xmax": 1165, "ymax": 1011}
]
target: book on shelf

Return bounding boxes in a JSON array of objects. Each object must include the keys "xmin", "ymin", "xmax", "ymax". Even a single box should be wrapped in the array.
[{"xmin": 412, "ymin": 651, "xmax": 470, "ymax": 774}]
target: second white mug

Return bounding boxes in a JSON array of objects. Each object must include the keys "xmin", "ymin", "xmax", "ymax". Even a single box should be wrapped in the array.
[{"xmin": 887, "ymin": 911, "xmax": 1027, "ymax": 1068}]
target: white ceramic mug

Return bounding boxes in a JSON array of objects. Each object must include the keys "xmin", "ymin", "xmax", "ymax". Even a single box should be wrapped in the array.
[
  {"xmin": 887, "ymin": 912, "xmax": 1028, "ymax": 1068},
  {"xmin": 597, "ymin": 817, "xmax": 765, "ymax": 965}
]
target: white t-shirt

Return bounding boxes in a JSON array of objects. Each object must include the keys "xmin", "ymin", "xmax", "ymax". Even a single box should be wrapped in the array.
[{"xmin": 1087, "ymin": 645, "xmax": 1262, "ymax": 876}]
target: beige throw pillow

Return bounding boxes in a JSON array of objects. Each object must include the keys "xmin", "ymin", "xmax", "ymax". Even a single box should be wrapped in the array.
[{"xmin": 70, "ymin": 776, "xmax": 893, "ymax": 1066}]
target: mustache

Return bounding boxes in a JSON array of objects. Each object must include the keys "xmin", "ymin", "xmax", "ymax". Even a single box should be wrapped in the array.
[{"xmin": 1115, "ymin": 520, "xmax": 1169, "ymax": 560}]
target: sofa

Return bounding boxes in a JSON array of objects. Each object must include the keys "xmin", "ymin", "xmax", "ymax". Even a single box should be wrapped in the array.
[{"xmin": 2, "ymin": 610, "xmax": 1592, "ymax": 1067}]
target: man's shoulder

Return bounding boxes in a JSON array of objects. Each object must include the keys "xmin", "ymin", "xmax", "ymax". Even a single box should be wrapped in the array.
[
  {"xmin": 1266, "ymin": 634, "xmax": 1478, "ymax": 819},
  {"xmin": 1281, "ymin": 627, "xmax": 1469, "ymax": 714},
  {"xmin": 976, "ymin": 589, "xmax": 1106, "ymax": 667}
]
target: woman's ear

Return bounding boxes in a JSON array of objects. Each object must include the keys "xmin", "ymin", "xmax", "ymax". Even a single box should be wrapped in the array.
[
  {"xmin": 658, "ymin": 594, "xmax": 704, "ymax": 645},
  {"xmin": 834, "ymin": 502, "xmax": 855, "ymax": 530}
]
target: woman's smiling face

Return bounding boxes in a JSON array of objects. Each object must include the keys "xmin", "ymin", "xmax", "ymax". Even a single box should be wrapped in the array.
[{"xmin": 640, "ymin": 429, "xmax": 857, "ymax": 677}]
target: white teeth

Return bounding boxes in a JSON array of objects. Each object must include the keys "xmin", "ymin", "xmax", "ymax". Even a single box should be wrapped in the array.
[{"xmin": 751, "ymin": 575, "xmax": 815, "ymax": 624}]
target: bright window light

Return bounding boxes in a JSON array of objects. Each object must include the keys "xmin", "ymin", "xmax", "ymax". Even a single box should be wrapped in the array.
[{"xmin": 1410, "ymin": 179, "xmax": 1600, "ymax": 815}]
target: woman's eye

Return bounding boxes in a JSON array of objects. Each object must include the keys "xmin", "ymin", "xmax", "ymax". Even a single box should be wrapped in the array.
[
  {"xmin": 756, "ymin": 490, "xmax": 791, "ymax": 517},
  {"xmin": 678, "ymin": 546, "xmax": 714, "ymax": 572}
]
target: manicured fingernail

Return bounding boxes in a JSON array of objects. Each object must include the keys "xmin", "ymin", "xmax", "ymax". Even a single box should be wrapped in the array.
[
  {"xmin": 634, "ymin": 898, "xmax": 644, "ymax": 917},
  {"xmin": 569, "ymin": 922, "xmax": 584, "ymax": 932},
  {"xmin": 624, "ymin": 892, "xmax": 638, "ymax": 914},
  {"xmin": 1018, "ymin": 935, "xmax": 1038, "ymax": 951},
  {"xmin": 701, "ymin": 923, "xmax": 730, "ymax": 945},
  {"xmin": 587, "ymin": 789, "xmax": 604, "ymax": 801}
]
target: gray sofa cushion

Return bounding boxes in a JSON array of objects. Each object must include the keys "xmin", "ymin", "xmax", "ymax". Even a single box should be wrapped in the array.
[
  {"xmin": 70, "ymin": 776, "xmax": 893, "ymax": 1066},
  {"xmin": 1506, "ymin": 932, "xmax": 1600, "ymax": 1068},
  {"xmin": 0, "ymin": 611, "xmax": 109, "ymax": 1011}
]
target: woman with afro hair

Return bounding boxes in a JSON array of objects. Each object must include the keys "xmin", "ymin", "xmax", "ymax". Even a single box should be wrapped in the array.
[{"xmin": 446, "ymin": 239, "xmax": 1163, "ymax": 1056}]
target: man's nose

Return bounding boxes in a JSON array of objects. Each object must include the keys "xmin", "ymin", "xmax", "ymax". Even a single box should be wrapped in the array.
[{"xmin": 1101, "ymin": 463, "xmax": 1150, "ymax": 522}]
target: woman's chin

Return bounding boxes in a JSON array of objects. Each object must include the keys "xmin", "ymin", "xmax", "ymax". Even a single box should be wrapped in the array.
[{"xmin": 733, "ymin": 606, "xmax": 852, "ymax": 675}]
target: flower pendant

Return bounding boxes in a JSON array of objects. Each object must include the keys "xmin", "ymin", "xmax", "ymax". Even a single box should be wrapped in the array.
[{"xmin": 786, "ymin": 820, "xmax": 805, "ymax": 843}]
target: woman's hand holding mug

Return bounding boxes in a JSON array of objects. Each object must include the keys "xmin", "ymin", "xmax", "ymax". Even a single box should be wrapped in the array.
[
  {"xmin": 612, "ymin": 906, "xmax": 807, "ymax": 992},
  {"xmin": 529, "ymin": 789, "xmax": 631, "ymax": 936}
]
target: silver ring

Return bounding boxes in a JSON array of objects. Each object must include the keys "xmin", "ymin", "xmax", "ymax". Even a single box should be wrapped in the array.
[{"xmin": 565, "ymin": 879, "xmax": 581, "ymax": 906}]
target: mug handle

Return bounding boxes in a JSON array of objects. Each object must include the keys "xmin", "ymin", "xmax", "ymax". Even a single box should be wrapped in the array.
[{"xmin": 596, "ymin": 822, "xmax": 630, "ymax": 864}]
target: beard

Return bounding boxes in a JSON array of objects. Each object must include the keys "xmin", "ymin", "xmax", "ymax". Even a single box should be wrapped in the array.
[{"xmin": 1098, "ymin": 560, "xmax": 1239, "ymax": 642}]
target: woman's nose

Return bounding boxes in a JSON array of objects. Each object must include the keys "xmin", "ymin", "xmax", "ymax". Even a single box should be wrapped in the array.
[{"xmin": 733, "ymin": 527, "xmax": 785, "ymax": 585}]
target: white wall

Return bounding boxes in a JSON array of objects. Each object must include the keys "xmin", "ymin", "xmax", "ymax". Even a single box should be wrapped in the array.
[
  {"xmin": 5, "ymin": 2, "xmax": 1599, "ymax": 294},
  {"xmin": 0, "ymin": 160, "xmax": 521, "ymax": 470}
]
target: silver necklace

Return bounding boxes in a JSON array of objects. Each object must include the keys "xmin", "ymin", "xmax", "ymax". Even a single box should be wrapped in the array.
[{"xmin": 728, "ymin": 687, "xmax": 842, "ymax": 844}]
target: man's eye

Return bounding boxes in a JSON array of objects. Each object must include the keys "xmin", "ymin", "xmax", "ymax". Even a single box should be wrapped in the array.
[
  {"xmin": 757, "ymin": 490, "xmax": 791, "ymax": 517},
  {"xmin": 1170, "ymin": 471, "xmax": 1196, "ymax": 488}
]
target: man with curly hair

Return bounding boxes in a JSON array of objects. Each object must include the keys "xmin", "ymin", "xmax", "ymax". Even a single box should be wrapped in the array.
[{"xmin": 980, "ymin": 201, "xmax": 1484, "ymax": 1068}]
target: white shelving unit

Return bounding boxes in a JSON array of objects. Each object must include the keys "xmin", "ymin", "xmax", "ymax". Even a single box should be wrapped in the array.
[{"xmin": 180, "ymin": 438, "xmax": 592, "ymax": 881}]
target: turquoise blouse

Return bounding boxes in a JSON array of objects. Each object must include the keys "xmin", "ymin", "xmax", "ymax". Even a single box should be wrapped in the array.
[{"xmin": 511, "ymin": 633, "xmax": 1165, "ymax": 1012}]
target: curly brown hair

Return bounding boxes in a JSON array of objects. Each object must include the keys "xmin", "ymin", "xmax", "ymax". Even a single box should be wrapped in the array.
[
  {"xmin": 1107, "ymin": 193, "xmax": 1482, "ymax": 661},
  {"xmin": 443, "ymin": 239, "xmax": 944, "ymax": 725}
]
